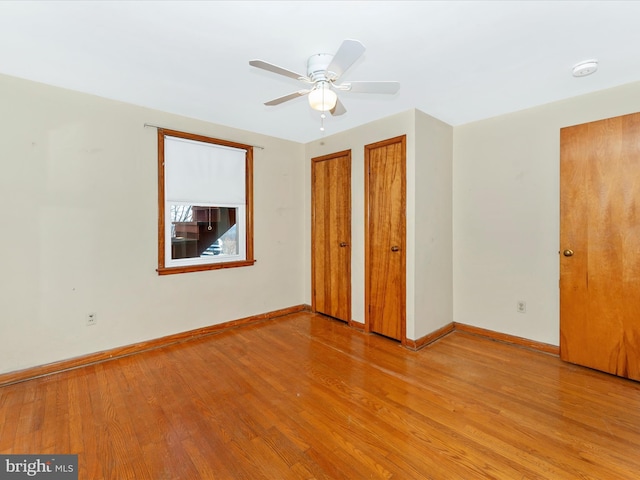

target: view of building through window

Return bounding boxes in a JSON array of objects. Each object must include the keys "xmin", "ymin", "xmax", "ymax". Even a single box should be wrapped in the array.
[{"xmin": 170, "ymin": 205, "xmax": 238, "ymax": 259}]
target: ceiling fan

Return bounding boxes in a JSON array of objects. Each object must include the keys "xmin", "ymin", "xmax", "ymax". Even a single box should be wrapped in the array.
[{"xmin": 249, "ymin": 39, "xmax": 400, "ymax": 117}]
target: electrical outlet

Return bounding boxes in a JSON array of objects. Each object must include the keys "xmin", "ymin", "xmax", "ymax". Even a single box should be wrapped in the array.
[
  {"xmin": 86, "ymin": 313, "xmax": 97, "ymax": 326},
  {"xmin": 517, "ymin": 301, "xmax": 526, "ymax": 314}
]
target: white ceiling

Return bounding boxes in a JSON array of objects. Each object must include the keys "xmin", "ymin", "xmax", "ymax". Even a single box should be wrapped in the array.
[{"xmin": 1, "ymin": 1, "xmax": 640, "ymax": 143}]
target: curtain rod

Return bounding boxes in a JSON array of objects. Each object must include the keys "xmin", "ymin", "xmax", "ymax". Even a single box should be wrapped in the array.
[{"xmin": 144, "ymin": 123, "xmax": 265, "ymax": 150}]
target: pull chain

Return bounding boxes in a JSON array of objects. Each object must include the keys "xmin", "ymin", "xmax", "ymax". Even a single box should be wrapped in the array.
[{"xmin": 319, "ymin": 85, "xmax": 326, "ymax": 132}]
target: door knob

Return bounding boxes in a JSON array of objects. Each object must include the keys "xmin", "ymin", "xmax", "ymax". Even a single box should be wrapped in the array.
[
  {"xmin": 391, "ymin": 246, "xmax": 400, "ymax": 252},
  {"xmin": 339, "ymin": 242, "xmax": 349, "ymax": 247},
  {"xmin": 563, "ymin": 249, "xmax": 574, "ymax": 257}
]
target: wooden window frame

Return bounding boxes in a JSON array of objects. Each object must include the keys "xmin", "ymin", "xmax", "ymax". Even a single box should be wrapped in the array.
[{"xmin": 156, "ymin": 128, "xmax": 255, "ymax": 275}]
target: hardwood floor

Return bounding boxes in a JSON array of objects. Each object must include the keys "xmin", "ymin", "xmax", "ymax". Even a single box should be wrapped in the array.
[{"xmin": 1, "ymin": 312, "xmax": 640, "ymax": 479}]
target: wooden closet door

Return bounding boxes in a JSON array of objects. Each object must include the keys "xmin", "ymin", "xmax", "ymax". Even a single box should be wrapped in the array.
[
  {"xmin": 365, "ymin": 136, "xmax": 406, "ymax": 341},
  {"xmin": 560, "ymin": 112, "xmax": 640, "ymax": 380},
  {"xmin": 312, "ymin": 150, "xmax": 351, "ymax": 323}
]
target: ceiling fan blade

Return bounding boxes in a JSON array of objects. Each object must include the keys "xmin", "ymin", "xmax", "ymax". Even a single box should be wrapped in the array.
[
  {"xmin": 326, "ymin": 39, "xmax": 366, "ymax": 79},
  {"xmin": 330, "ymin": 98, "xmax": 347, "ymax": 116},
  {"xmin": 249, "ymin": 60, "xmax": 310, "ymax": 82},
  {"xmin": 264, "ymin": 90, "xmax": 310, "ymax": 106},
  {"xmin": 341, "ymin": 81, "xmax": 400, "ymax": 94}
]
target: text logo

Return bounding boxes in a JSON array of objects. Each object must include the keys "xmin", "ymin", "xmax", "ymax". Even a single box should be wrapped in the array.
[{"xmin": 0, "ymin": 455, "xmax": 77, "ymax": 479}]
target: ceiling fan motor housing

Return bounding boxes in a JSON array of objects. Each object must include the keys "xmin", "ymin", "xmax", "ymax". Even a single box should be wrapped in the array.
[{"xmin": 307, "ymin": 53, "xmax": 337, "ymax": 82}]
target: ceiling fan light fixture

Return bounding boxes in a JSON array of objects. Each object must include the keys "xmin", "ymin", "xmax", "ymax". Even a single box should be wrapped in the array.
[{"xmin": 308, "ymin": 82, "xmax": 337, "ymax": 111}]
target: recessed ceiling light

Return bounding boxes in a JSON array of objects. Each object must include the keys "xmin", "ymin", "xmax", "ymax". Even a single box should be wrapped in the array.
[{"xmin": 572, "ymin": 60, "xmax": 598, "ymax": 77}]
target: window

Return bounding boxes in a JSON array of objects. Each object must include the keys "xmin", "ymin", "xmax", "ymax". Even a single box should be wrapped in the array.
[{"xmin": 157, "ymin": 128, "xmax": 254, "ymax": 275}]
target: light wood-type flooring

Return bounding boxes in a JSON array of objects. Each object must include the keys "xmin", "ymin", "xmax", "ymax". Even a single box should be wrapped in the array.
[{"xmin": 1, "ymin": 312, "xmax": 640, "ymax": 479}]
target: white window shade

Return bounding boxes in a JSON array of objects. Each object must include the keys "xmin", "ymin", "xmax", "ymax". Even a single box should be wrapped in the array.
[{"xmin": 165, "ymin": 135, "xmax": 246, "ymax": 204}]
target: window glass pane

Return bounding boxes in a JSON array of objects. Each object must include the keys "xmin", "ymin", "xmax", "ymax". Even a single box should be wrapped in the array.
[{"xmin": 170, "ymin": 205, "xmax": 239, "ymax": 260}]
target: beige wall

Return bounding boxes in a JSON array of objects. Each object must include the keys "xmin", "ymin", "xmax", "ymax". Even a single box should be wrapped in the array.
[
  {"xmin": 453, "ymin": 80, "xmax": 640, "ymax": 345},
  {"xmin": 5, "ymin": 69, "xmax": 640, "ymax": 374},
  {"xmin": 0, "ymin": 74, "xmax": 306, "ymax": 374},
  {"xmin": 414, "ymin": 110, "xmax": 453, "ymax": 338}
]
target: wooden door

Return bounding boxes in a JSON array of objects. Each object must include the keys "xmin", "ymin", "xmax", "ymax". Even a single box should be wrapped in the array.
[
  {"xmin": 560, "ymin": 112, "xmax": 640, "ymax": 381},
  {"xmin": 365, "ymin": 136, "xmax": 406, "ymax": 341},
  {"xmin": 312, "ymin": 150, "xmax": 351, "ymax": 323}
]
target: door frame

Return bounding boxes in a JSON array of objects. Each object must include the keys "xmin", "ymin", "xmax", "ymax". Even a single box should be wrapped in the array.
[
  {"xmin": 311, "ymin": 149, "xmax": 352, "ymax": 325},
  {"xmin": 364, "ymin": 135, "xmax": 407, "ymax": 343},
  {"xmin": 559, "ymin": 112, "xmax": 640, "ymax": 380}
]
